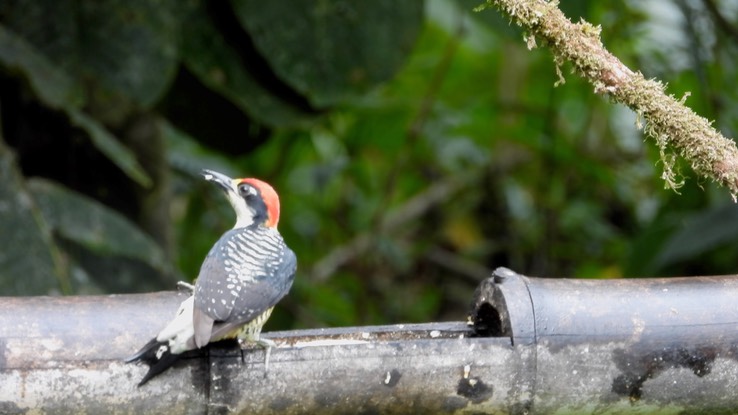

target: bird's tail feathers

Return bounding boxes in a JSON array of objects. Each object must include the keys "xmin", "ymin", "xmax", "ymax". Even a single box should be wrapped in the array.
[
  {"xmin": 125, "ymin": 338, "xmax": 182, "ymax": 387},
  {"xmin": 126, "ymin": 296, "xmax": 200, "ymax": 386}
]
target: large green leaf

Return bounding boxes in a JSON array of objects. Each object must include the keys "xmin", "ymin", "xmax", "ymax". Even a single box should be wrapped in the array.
[
  {"xmin": 0, "ymin": 0, "xmax": 181, "ymax": 108},
  {"xmin": 160, "ymin": 119, "xmax": 237, "ymax": 177},
  {"xmin": 27, "ymin": 179, "xmax": 173, "ymax": 278},
  {"xmin": 180, "ymin": 2, "xmax": 312, "ymax": 127},
  {"xmin": 67, "ymin": 109, "xmax": 152, "ymax": 188},
  {"xmin": 0, "ymin": 145, "xmax": 67, "ymax": 295},
  {"xmin": 0, "ymin": 25, "xmax": 84, "ymax": 109},
  {"xmin": 652, "ymin": 202, "xmax": 738, "ymax": 270},
  {"xmin": 231, "ymin": 0, "xmax": 424, "ymax": 107},
  {"xmin": 0, "ymin": 25, "xmax": 152, "ymax": 187}
]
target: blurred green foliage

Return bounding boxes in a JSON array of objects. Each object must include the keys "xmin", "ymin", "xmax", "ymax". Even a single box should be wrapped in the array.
[{"xmin": 1, "ymin": 0, "xmax": 738, "ymax": 330}]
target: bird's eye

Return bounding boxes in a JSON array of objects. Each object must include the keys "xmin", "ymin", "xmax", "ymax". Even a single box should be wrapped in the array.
[{"xmin": 238, "ymin": 183, "xmax": 256, "ymax": 198}]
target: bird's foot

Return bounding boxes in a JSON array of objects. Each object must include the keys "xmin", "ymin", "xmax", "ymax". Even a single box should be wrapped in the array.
[
  {"xmin": 238, "ymin": 337, "xmax": 276, "ymax": 377},
  {"xmin": 176, "ymin": 281, "xmax": 195, "ymax": 292}
]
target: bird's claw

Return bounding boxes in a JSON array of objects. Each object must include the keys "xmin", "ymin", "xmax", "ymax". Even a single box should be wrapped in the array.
[
  {"xmin": 238, "ymin": 337, "xmax": 276, "ymax": 377},
  {"xmin": 176, "ymin": 281, "xmax": 195, "ymax": 292}
]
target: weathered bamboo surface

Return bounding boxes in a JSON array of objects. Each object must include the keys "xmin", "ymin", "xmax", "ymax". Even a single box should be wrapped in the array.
[{"xmin": 2, "ymin": 269, "xmax": 738, "ymax": 414}]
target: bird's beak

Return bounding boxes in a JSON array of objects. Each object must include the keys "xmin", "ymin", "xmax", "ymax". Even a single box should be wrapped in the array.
[{"xmin": 201, "ymin": 169, "xmax": 237, "ymax": 193}]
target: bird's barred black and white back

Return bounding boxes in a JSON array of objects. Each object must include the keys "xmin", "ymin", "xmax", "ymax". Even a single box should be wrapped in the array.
[
  {"xmin": 193, "ymin": 225, "xmax": 296, "ymax": 346},
  {"xmin": 125, "ymin": 225, "xmax": 296, "ymax": 386}
]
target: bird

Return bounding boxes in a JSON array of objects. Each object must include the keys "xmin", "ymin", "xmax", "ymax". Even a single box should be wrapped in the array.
[{"xmin": 125, "ymin": 169, "xmax": 297, "ymax": 386}]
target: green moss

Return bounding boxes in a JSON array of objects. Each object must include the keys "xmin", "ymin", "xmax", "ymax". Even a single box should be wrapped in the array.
[{"xmin": 482, "ymin": 0, "xmax": 738, "ymax": 199}]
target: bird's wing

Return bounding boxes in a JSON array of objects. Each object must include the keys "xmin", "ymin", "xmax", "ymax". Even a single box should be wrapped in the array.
[{"xmin": 193, "ymin": 228, "xmax": 297, "ymax": 346}]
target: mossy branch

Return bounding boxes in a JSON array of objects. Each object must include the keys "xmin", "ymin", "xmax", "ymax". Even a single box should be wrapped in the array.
[{"xmin": 478, "ymin": 0, "xmax": 738, "ymax": 200}]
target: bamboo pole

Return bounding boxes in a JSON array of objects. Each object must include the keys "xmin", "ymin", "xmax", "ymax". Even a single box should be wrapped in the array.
[{"xmin": 2, "ymin": 269, "xmax": 738, "ymax": 413}]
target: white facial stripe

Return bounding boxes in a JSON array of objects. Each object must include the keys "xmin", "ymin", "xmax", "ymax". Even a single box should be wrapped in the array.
[
  {"xmin": 227, "ymin": 189, "xmax": 255, "ymax": 228},
  {"xmin": 220, "ymin": 178, "xmax": 270, "ymax": 229}
]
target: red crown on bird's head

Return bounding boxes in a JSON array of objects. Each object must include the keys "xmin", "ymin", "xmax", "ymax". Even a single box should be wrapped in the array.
[{"xmin": 241, "ymin": 178, "xmax": 280, "ymax": 228}]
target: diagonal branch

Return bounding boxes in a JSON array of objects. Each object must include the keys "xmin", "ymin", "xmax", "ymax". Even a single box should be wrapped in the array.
[{"xmin": 478, "ymin": 0, "xmax": 738, "ymax": 200}]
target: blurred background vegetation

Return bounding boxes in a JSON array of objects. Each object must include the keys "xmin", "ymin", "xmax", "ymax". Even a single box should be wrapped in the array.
[{"xmin": 1, "ymin": 0, "xmax": 737, "ymax": 329}]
